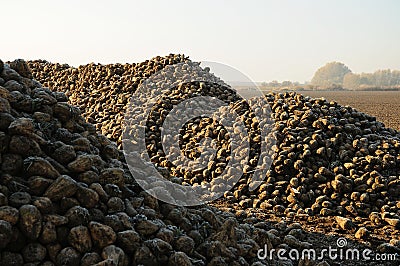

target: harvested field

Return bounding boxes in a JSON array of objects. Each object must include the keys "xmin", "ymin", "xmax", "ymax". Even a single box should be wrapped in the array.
[{"xmin": 302, "ymin": 91, "xmax": 400, "ymax": 131}]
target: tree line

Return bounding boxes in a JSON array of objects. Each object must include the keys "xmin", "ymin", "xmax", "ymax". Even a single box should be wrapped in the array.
[
  {"xmin": 311, "ymin": 62, "xmax": 400, "ymax": 90},
  {"xmin": 261, "ymin": 62, "xmax": 400, "ymax": 91},
  {"xmin": 342, "ymin": 69, "xmax": 400, "ymax": 90}
]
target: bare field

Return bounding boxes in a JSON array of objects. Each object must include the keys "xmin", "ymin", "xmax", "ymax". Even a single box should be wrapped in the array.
[{"xmin": 301, "ymin": 91, "xmax": 400, "ymax": 131}]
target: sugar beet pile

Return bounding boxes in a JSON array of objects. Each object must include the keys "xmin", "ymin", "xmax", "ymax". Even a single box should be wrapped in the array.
[
  {"xmin": 0, "ymin": 55, "xmax": 398, "ymax": 265},
  {"xmin": 28, "ymin": 56, "xmax": 400, "ymax": 219},
  {"xmin": 28, "ymin": 55, "xmax": 400, "ymax": 262},
  {"xmin": 1, "ymin": 58, "xmax": 339, "ymax": 266}
]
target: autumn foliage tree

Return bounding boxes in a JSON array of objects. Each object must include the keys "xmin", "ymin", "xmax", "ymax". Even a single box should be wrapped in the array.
[{"xmin": 311, "ymin": 62, "xmax": 351, "ymax": 89}]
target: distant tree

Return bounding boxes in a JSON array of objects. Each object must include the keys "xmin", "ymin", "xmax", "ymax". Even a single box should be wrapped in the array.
[
  {"xmin": 359, "ymin": 73, "xmax": 373, "ymax": 86},
  {"xmin": 392, "ymin": 70, "xmax": 400, "ymax": 86},
  {"xmin": 343, "ymin": 73, "xmax": 361, "ymax": 90},
  {"xmin": 281, "ymin": 81, "xmax": 292, "ymax": 86},
  {"xmin": 311, "ymin": 62, "xmax": 352, "ymax": 89},
  {"xmin": 269, "ymin": 80, "xmax": 279, "ymax": 87}
]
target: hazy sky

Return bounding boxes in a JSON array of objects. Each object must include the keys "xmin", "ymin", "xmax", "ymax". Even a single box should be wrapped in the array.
[{"xmin": 2, "ymin": 0, "xmax": 399, "ymax": 82}]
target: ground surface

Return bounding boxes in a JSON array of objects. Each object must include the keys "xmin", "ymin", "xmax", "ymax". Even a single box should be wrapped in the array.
[{"xmin": 211, "ymin": 200, "xmax": 400, "ymax": 266}]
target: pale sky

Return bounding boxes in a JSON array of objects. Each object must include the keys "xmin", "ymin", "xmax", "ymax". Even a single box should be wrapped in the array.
[{"xmin": 1, "ymin": 0, "xmax": 399, "ymax": 82}]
